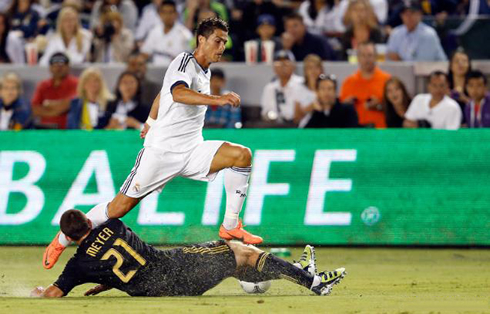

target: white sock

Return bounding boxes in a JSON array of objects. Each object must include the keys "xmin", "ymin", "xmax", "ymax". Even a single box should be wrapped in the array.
[
  {"xmin": 57, "ymin": 202, "xmax": 110, "ymax": 247},
  {"xmin": 222, "ymin": 166, "xmax": 251, "ymax": 230},
  {"xmin": 310, "ymin": 275, "xmax": 321, "ymax": 289}
]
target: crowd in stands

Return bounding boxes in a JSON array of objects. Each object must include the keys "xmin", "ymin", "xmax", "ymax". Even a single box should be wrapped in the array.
[{"xmin": 0, "ymin": 0, "xmax": 489, "ymax": 131}]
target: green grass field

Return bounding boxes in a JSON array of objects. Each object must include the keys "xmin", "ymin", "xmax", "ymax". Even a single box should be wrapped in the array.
[{"xmin": 0, "ymin": 246, "xmax": 488, "ymax": 313}]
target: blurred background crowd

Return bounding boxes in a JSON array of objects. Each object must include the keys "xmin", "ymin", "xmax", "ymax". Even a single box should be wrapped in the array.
[{"xmin": 0, "ymin": 0, "xmax": 489, "ymax": 131}]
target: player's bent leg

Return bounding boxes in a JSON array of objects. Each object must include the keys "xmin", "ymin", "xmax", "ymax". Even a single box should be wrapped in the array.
[
  {"xmin": 210, "ymin": 143, "xmax": 262, "ymax": 244},
  {"xmin": 107, "ymin": 193, "xmax": 141, "ymax": 218}
]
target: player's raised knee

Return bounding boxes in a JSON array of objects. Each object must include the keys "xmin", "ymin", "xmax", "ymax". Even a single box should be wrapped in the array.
[{"xmin": 234, "ymin": 146, "xmax": 252, "ymax": 167}]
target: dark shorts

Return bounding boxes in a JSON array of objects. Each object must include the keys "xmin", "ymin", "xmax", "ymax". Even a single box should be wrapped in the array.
[{"xmin": 135, "ymin": 240, "xmax": 237, "ymax": 296}]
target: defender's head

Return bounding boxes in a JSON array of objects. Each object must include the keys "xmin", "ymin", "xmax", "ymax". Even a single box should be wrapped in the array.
[
  {"xmin": 60, "ymin": 209, "xmax": 92, "ymax": 242},
  {"xmin": 195, "ymin": 17, "xmax": 229, "ymax": 63}
]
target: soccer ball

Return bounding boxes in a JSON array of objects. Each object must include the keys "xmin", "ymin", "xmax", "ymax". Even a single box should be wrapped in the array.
[{"xmin": 238, "ymin": 280, "xmax": 271, "ymax": 294}]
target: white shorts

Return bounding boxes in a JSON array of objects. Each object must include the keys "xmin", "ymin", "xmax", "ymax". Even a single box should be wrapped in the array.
[{"xmin": 120, "ymin": 140, "xmax": 226, "ymax": 198}]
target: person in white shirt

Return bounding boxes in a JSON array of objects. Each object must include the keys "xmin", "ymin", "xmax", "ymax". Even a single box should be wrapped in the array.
[
  {"xmin": 404, "ymin": 71, "xmax": 461, "ymax": 130},
  {"xmin": 43, "ymin": 17, "xmax": 263, "ymax": 271},
  {"xmin": 141, "ymin": 0, "xmax": 192, "ymax": 66},
  {"xmin": 298, "ymin": 0, "xmax": 346, "ymax": 35},
  {"xmin": 261, "ymin": 50, "xmax": 304, "ymax": 123},
  {"xmin": 135, "ymin": 0, "xmax": 163, "ymax": 42},
  {"xmin": 40, "ymin": 7, "xmax": 92, "ymax": 66}
]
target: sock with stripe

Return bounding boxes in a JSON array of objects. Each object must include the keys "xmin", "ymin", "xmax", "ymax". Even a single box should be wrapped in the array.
[
  {"xmin": 254, "ymin": 252, "xmax": 316, "ymax": 289},
  {"xmin": 222, "ymin": 166, "xmax": 251, "ymax": 230}
]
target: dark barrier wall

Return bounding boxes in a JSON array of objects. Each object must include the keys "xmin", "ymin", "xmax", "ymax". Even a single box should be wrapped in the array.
[{"xmin": 0, "ymin": 130, "xmax": 489, "ymax": 245}]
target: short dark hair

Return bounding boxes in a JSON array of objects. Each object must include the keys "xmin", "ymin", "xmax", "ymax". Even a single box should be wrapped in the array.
[
  {"xmin": 428, "ymin": 70, "xmax": 448, "ymax": 83},
  {"xmin": 60, "ymin": 209, "xmax": 91, "ymax": 241},
  {"xmin": 466, "ymin": 70, "xmax": 488, "ymax": 85},
  {"xmin": 195, "ymin": 17, "xmax": 229, "ymax": 47},
  {"xmin": 284, "ymin": 12, "xmax": 304, "ymax": 24},
  {"xmin": 211, "ymin": 68, "xmax": 225, "ymax": 80},
  {"xmin": 159, "ymin": 0, "xmax": 176, "ymax": 11},
  {"xmin": 316, "ymin": 73, "xmax": 337, "ymax": 90}
]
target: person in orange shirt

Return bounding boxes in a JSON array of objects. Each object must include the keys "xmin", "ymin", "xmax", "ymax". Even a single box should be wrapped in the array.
[{"xmin": 340, "ymin": 41, "xmax": 390, "ymax": 128}]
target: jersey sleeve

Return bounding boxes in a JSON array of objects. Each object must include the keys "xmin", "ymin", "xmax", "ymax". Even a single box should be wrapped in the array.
[
  {"xmin": 53, "ymin": 257, "xmax": 86, "ymax": 296},
  {"xmin": 166, "ymin": 53, "xmax": 196, "ymax": 94}
]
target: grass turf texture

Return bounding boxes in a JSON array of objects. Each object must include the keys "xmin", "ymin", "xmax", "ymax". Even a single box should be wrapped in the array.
[{"xmin": 0, "ymin": 247, "xmax": 488, "ymax": 313}]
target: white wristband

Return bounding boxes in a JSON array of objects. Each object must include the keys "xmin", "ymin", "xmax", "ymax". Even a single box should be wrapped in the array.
[{"xmin": 146, "ymin": 117, "xmax": 156, "ymax": 127}]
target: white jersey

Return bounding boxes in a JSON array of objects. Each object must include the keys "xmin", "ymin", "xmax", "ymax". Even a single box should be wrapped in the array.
[{"xmin": 144, "ymin": 52, "xmax": 211, "ymax": 152}]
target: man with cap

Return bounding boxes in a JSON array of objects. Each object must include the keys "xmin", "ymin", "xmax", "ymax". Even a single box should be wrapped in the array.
[
  {"xmin": 386, "ymin": 0, "xmax": 447, "ymax": 61},
  {"xmin": 31, "ymin": 52, "xmax": 79, "ymax": 129},
  {"xmin": 260, "ymin": 50, "xmax": 304, "ymax": 124}
]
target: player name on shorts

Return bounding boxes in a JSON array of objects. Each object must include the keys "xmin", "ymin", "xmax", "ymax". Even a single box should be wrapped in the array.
[{"xmin": 86, "ymin": 227, "xmax": 115, "ymax": 257}]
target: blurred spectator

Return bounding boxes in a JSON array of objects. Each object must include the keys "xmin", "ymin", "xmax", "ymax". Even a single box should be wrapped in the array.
[
  {"xmin": 38, "ymin": 0, "xmax": 83, "ymax": 35},
  {"xmin": 383, "ymin": 77, "xmax": 412, "ymax": 128},
  {"xmin": 260, "ymin": 50, "xmax": 304, "ymax": 124},
  {"xmin": 8, "ymin": 0, "xmax": 40, "ymax": 40},
  {"xmin": 240, "ymin": 0, "xmax": 292, "ymax": 42},
  {"xmin": 184, "ymin": 0, "xmax": 228, "ymax": 32},
  {"xmin": 282, "ymin": 12, "xmax": 336, "ymax": 61},
  {"xmin": 298, "ymin": 0, "xmax": 345, "ymax": 35},
  {"xmin": 0, "ymin": 12, "xmax": 25, "ymax": 64},
  {"xmin": 292, "ymin": 53, "xmax": 323, "ymax": 126},
  {"xmin": 135, "ymin": 0, "xmax": 163, "ymax": 42},
  {"xmin": 90, "ymin": 0, "xmax": 138, "ymax": 33},
  {"xmin": 106, "ymin": 71, "xmax": 150, "ymax": 130},
  {"xmin": 304, "ymin": 74, "xmax": 358, "ymax": 128},
  {"xmin": 141, "ymin": 0, "xmax": 192, "ymax": 66},
  {"xmin": 67, "ymin": 67, "xmax": 114, "ymax": 129},
  {"xmin": 31, "ymin": 52, "xmax": 78, "ymax": 129},
  {"xmin": 204, "ymin": 68, "xmax": 241, "ymax": 129},
  {"xmin": 244, "ymin": 14, "xmax": 281, "ymax": 63},
  {"xmin": 465, "ymin": 70, "xmax": 490, "ymax": 128},
  {"xmin": 386, "ymin": 0, "xmax": 447, "ymax": 61},
  {"xmin": 340, "ymin": 42, "xmax": 390, "ymax": 128},
  {"xmin": 92, "ymin": 11, "xmax": 134, "ymax": 63},
  {"xmin": 339, "ymin": 0, "xmax": 388, "ymax": 25},
  {"xmin": 341, "ymin": 0, "xmax": 384, "ymax": 60},
  {"xmin": 126, "ymin": 52, "xmax": 160, "ymax": 107},
  {"xmin": 448, "ymin": 49, "xmax": 471, "ymax": 105},
  {"xmin": 0, "ymin": 72, "xmax": 32, "ymax": 130},
  {"xmin": 39, "ymin": 7, "xmax": 92, "ymax": 66},
  {"xmin": 404, "ymin": 71, "xmax": 461, "ymax": 130}
]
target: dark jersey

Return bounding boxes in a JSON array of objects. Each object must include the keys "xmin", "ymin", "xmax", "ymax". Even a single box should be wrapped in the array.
[{"xmin": 53, "ymin": 219, "xmax": 237, "ymax": 297}]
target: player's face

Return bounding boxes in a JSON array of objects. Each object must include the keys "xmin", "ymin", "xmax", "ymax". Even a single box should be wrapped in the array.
[
  {"xmin": 317, "ymin": 80, "xmax": 336, "ymax": 105},
  {"xmin": 466, "ymin": 78, "xmax": 487, "ymax": 101},
  {"xmin": 201, "ymin": 29, "xmax": 228, "ymax": 63},
  {"xmin": 428, "ymin": 75, "xmax": 448, "ymax": 99},
  {"xmin": 386, "ymin": 81, "xmax": 403, "ymax": 105}
]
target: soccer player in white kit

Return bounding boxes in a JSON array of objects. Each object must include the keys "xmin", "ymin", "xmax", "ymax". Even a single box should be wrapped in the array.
[{"xmin": 43, "ymin": 17, "xmax": 262, "ymax": 269}]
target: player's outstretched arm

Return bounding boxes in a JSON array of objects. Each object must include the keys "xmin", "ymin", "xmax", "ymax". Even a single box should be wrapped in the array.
[
  {"xmin": 30, "ymin": 285, "xmax": 64, "ymax": 298},
  {"xmin": 84, "ymin": 284, "xmax": 112, "ymax": 296},
  {"xmin": 172, "ymin": 85, "xmax": 241, "ymax": 108}
]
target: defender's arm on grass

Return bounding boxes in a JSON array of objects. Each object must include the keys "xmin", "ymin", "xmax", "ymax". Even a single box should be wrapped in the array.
[{"xmin": 30, "ymin": 285, "xmax": 64, "ymax": 298}]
